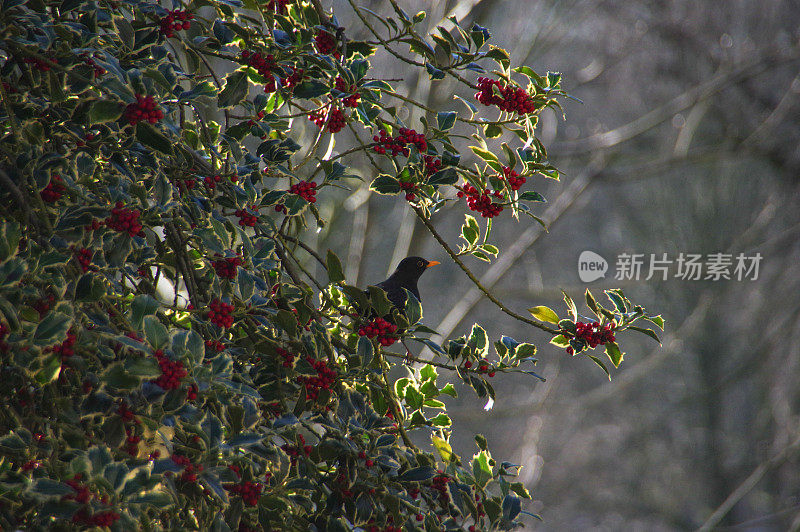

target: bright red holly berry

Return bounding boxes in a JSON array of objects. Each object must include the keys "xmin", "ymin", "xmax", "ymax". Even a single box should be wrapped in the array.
[
  {"xmin": 207, "ymin": 299, "xmax": 234, "ymax": 328},
  {"xmin": 152, "ymin": 348, "xmax": 188, "ymax": 390},
  {"xmin": 124, "ymin": 94, "xmax": 163, "ymax": 125},
  {"xmin": 475, "ymin": 77, "xmax": 536, "ymax": 114},
  {"xmin": 106, "ymin": 202, "xmax": 144, "ymax": 236},
  {"xmin": 358, "ymin": 317, "xmax": 398, "ymax": 346},
  {"xmin": 211, "ymin": 254, "xmax": 243, "ymax": 279},
  {"xmin": 40, "ymin": 174, "xmax": 66, "ymax": 202},
  {"xmin": 234, "ymin": 206, "xmax": 258, "ymax": 227},
  {"xmin": 457, "ymin": 183, "xmax": 503, "ymax": 218},
  {"xmin": 314, "ymin": 30, "xmax": 337, "ymax": 55},
  {"xmin": 372, "ymin": 127, "xmax": 427, "ymax": 157},
  {"xmin": 158, "ymin": 9, "xmax": 194, "ymax": 38},
  {"xmin": 289, "ymin": 180, "xmax": 318, "ymax": 203}
]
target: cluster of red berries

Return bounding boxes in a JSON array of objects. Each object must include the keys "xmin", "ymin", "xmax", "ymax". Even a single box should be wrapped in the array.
[
  {"xmin": 372, "ymin": 128, "xmax": 427, "ymax": 156},
  {"xmin": 240, "ymin": 50, "xmax": 277, "ymax": 82},
  {"xmin": 85, "ymin": 219, "xmax": 102, "ymax": 232},
  {"xmin": 227, "ymin": 481, "xmax": 262, "ymax": 506},
  {"xmin": 205, "ymin": 339, "xmax": 225, "ymax": 352},
  {"xmin": 0, "ymin": 322, "xmax": 9, "ymax": 353},
  {"xmin": 399, "ymin": 181, "xmax": 418, "ymax": 202},
  {"xmin": 181, "ymin": 462, "xmax": 201, "ymax": 483},
  {"xmin": 81, "ymin": 53, "xmax": 106, "ymax": 78},
  {"xmin": 170, "ymin": 454, "xmax": 202, "ymax": 483},
  {"xmin": 106, "ymin": 202, "xmax": 143, "ymax": 236},
  {"xmin": 500, "ymin": 165, "xmax": 526, "ymax": 190},
  {"xmin": 158, "ymin": 9, "xmax": 193, "ymax": 37},
  {"xmin": 211, "ymin": 254, "xmax": 243, "ymax": 279},
  {"xmin": 314, "ymin": 30, "xmax": 337, "ymax": 55},
  {"xmin": 343, "ymin": 93, "xmax": 360, "ymax": 108},
  {"xmin": 75, "ymin": 247, "xmax": 92, "ymax": 272},
  {"xmin": 124, "ymin": 94, "xmax": 163, "ymax": 125},
  {"xmin": 40, "ymin": 174, "xmax": 66, "ymax": 202},
  {"xmin": 462, "ymin": 359, "xmax": 495, "ymax": 376},
  {"xmin": 423, "ymin": 155, "xmax": 442, "ymax": 177},
  {"xmin": 266, "ymin": 0, "xmax": 291, "ymax": 13},
  {"xmin": 64, "ymin": 474, "xmax": 92, "ymax": 504},
  {"xmin": 234, "ymin": 206, "xmax": 258, "ymax": 227},
  {"xmin": 475, "ymin": 77, "xmax": 537, "ymax": 114},
  {"xmin": 358, "ymin": 317, "xmax": 398, "ymax": 346},
  {"xmin": 22, "ymin": 55, "xmax": 52, "ymax": 72},
  {"xmin": 207, "ymin": 299, "xmax": 234, "ymax": 328},
  {"xmin": 176, "ymin": 176, "xmax": 197, "ymax": 194},
  {"xmin": 171, "ymin": 454, "xmax": 191, "ymax": 468},
  {"xmin": 297, "ymin": 357, "xmax": 337, "ymax": 401},
  {"xmin": 474, "ymin": 493, "xmax": 487, "ymax": 519},
  {"xmin": 153, "ymin": 349, "xmax": 188, "ymax": 390},
  {"xmin": 124, "ymin": 428, "xmax": 141, "ymax": 456},
  {"xmin": 566, "ymin": 321, "xmax": 616, "ymax": 355},
  {"xmin": 33, "ymin": 294, "xmax": 56, "ymax": 317},
  {"xmin": 282, "ymin": 66, "xmax": 304, "ymax": 90},
  {"xmin": 431, "ymin": 471, "xmax": 450, "ymax": 503},
  {"xmin": 308, "ymin": 107, "xmax": 347, "ymax": 133},
  {"xmin": 476, "ymin": 362, "xmax": 496, "ymax": 378},
  {"xmin": 357, "ymin": 450, "xmax": 374, "ymax": 468},
  {"xmin": 334, "ymin": 77, "xmax": 360, "ymax": 107},
  {"xmin": 289, "ymin": 180, "xmax": 317, "ymax": 202},
  {"xmin": 326, "ymin": 108, "xmax": 347, "ymax": 132},
  {"xmin": 282, "ymin": 434, "xmax": 313, "ymax": 462},
  {"xmin": 457, "ymin": 183, "xmax": 503, "ymax": 218},
  {"xmin": 307, "ymin": 108, "xmax": 326, "ymax": 128},
  {"xmin": 203, "ymin": 174, "xmax": 227, "ymax": 190},
  {"xmin": 21, "ymin": 459, "xmax": 40, "ymax": 472},
  {"xmin": 186, "ymin": 384, "xmax": 198, "ymax": 400},
  {"xmin": 72, "ymin": 509, "xmax": 121, "ymax": 528},
  {"xmin": 50, "ymin": 329, "xmax": 77, "ymax": 361},
  {"xmin": 276, "ymin": 347, "xmax": 295, "ymax": 368},
  {"xmin": 117, "ymin": 402, "xmax": 139, "ymax": 424}
]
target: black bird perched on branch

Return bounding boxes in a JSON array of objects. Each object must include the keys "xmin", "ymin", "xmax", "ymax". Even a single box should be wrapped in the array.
[{"xmin": 374, "ymin": 256, "xmax": 439, "ymax": 310}]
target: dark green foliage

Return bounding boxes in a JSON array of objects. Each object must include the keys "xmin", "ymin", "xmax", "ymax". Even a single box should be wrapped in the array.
[{"xmin": 0, "ymin": 0, "xmax": 660, "ymax": 530}]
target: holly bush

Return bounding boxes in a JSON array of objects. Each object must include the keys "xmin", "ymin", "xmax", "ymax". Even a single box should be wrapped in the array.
[{"xmin": 0, "ymin": 0, "xmax": 663, "ymax": 530}]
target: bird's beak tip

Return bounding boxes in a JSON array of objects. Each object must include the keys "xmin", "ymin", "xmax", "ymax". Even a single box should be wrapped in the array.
[{"xmin": 426, "ymin": 260, "xmax": 440, "ymax": 268}]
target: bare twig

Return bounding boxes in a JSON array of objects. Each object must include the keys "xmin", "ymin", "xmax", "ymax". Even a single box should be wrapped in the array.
[{"xmin": 413, "ymin": 206, "xmax": 559, "ymax": 335}]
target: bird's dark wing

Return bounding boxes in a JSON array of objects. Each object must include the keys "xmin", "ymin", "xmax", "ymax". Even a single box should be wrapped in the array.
[{"xmin": 376, "ymin": 280, "xmax": 408, "ymax": 310}]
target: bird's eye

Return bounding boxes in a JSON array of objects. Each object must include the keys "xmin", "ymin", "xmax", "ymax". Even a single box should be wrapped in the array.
[{"xmin": 418, "ymin": 260, "xmax": 424, "ymax": 267}]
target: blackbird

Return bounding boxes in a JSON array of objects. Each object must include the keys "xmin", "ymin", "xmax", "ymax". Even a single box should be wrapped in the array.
[{"xmin": 373, "ymin": 256, "xmax": 439, "ymax": 310}]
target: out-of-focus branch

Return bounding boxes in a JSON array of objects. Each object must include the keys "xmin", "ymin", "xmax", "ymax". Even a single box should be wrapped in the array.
[
  {"xmin": 556, "ymin": 48, "xmax": 800, "ymax": 156},
  {"xmin": 698, "ymin": 431, "xmax": 800, "ymax": 532}
]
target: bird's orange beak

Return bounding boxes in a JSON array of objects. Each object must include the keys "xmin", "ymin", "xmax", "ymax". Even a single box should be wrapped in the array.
[{"xmin": 426, "ymin": 260, "xmax": 440, "ymax": 268}]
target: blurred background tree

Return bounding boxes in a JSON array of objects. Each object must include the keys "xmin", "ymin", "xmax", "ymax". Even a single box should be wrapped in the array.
[{"xmin": 313, "ymin": 0, "xmax": 800, "ymax": 529}]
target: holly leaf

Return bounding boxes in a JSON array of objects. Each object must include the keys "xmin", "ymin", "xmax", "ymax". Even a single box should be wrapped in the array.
[
  {"xmin": 217, "ymin": 70, "xmax": 249, "ymax": 109},
  {"xmin": 89, "ymin": 100, "xmax": 125, "ymax": 124},
  {"xmin": 136, "ymin": 122, "xmax": 173, "ymax": 154},
  {"xmin": 527, "ymin": 305, "xmax": 559, "ymax": 324}
]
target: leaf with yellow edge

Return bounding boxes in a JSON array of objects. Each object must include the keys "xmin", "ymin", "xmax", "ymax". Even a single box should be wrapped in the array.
[
  {"xmin": 527, "ymin": 305, "xmax": 559, "ymax": 324},
  {"xmin": 432, "ymin": 435, "xmax": 455, "ymax": 462}
]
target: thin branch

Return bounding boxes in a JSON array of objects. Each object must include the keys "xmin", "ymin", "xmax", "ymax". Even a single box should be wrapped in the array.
[
  {"xmin": 278, "ymin": 232, "xmax": 328, "ymax": 270},
  {"xmin": 698, "ymin": 431, "xmax": 800, "ymax": 532},
  {"xmin": 413, "ymin": 206, "xmax": 559, "ymax": 335},
  {"xmin": 431, "ymin": 159, "xmax": 603, "ymax": 341},
  {"xmin": 346, "ymin": 0, "xmax": 478, "ymax": 90}
]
